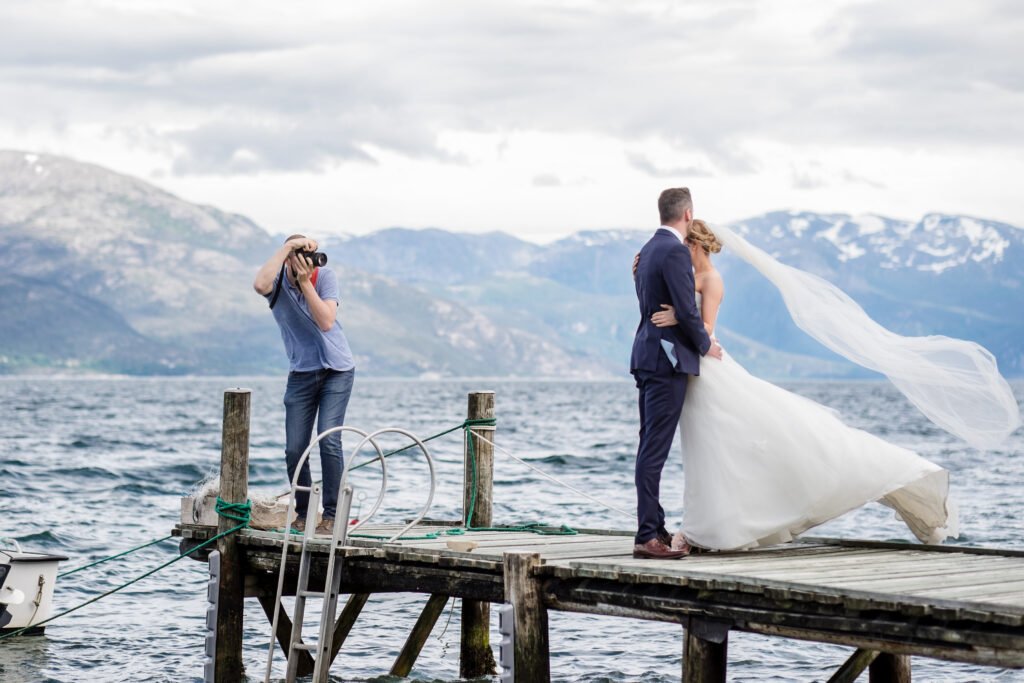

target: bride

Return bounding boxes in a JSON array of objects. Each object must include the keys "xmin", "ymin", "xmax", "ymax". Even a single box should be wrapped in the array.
[{"xmin": 638, "ymin": 219, "xmax": 1019, "ymax": 552}]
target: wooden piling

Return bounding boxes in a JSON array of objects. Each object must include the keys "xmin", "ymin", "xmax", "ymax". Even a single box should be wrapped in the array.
[
  {"xmin": 460, "ymin": 391, "xmax": 498, "ymax": 678},
  {"xmin": 683, "ymin": 619, "xmax": 728, "ymax": 683},
  {"xmin": 215, "ymin": 389, "xmax": 250, "ymax": 682},
  {"xmin": 504, "ymin": 552, "xmax": 550, "ymax": 683},
  {"xmin": 870, "ymin": 653, "xmax": 911, "ymax": 682}
]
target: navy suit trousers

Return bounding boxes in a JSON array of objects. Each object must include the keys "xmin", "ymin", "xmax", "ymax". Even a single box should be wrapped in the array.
[{"xmin": 633, "ymin": 351, "xmax": 688, "ymax": 544}]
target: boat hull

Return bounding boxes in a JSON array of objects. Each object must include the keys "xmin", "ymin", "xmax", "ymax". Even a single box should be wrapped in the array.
[{"xmin": 1, "ymin": 549, "xmax": 67, "ymax": 633}]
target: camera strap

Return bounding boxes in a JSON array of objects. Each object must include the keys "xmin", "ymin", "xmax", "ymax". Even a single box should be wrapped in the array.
[
  {"xmin": 268, "ymin": 264, "xmax": 285, "ymax": 310},
  {"xmin": 268, "ymin": 264, "xmax": 319, "ymax": 310}
]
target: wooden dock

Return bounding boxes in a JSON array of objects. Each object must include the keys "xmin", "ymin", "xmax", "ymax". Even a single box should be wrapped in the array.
[{"xmin": 180, "ymin": 389, "xmax": 1024, "ymax": 682}]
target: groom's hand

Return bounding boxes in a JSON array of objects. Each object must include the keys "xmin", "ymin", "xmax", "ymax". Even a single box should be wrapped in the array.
[{"xmin": 706, "ymin": 339, "xmax": 723, "ymax": 360}]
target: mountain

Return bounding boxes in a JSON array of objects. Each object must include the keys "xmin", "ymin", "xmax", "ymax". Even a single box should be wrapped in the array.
[
  {"xmin": 0, "ymin": 151, "xmax": 607, "ymax": 376},
  {"xmin": 0, "ymin": 150, "xmax": 1021, "ymax": 378},
  {"xmin": 719, "ymin": 212, "xmax": 1024, "ymax": 375}
]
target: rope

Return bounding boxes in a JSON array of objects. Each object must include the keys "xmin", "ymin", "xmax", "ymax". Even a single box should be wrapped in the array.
[
  {"xmin": 460, "ymin": 419, "xmax": 577, "ymax": 535},
  {"xmin": 281, "ymin": 417, "xmax": 626, "ymax": 540},
  {"xmin": 58, "ymin": 535, "xmax": 175, "ymax": 578},
  {"xmin": 0, "ymin": 499, "xmax": 251, "ymax": 641},
  {"xmin": 349, "ymin": 422, "xmax": 466, "ymax": 471},
  {"xmin": 349, "ymin": 418, "xmax": 579, "ymax": 539}
]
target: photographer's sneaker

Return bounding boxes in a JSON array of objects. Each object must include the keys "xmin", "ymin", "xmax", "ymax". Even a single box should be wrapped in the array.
[{"xmin": 315, "ymin": 518, "xmax": 335, "ymax": 536}]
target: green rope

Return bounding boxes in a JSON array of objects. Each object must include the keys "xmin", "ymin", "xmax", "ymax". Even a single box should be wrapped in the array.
[
  {"xmin": 214, "ymin": 497, "xmax": 253, "ymax": 524},
  {"xmin": 349, "ymin": 422, "xmax": 468, "ymax": 471},
  {"xmin": 460, "ymin": 419, "xmax": 574, "ymax": 535},
  {"xmin": 0, "ymin": 499, "xmax": 252, "ymax": 642},
  {"xmin": 349, "ymin": 418, "xmax": 576, "ymax": 540},
  {"xmin": 58, "ymin": 535, "xmax": 175, "ymax": 578}
]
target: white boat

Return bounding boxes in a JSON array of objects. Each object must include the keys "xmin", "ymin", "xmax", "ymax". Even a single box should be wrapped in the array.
[{"xmin": 0, "ymin": 539, "xmax": 67, "ymax": 635}]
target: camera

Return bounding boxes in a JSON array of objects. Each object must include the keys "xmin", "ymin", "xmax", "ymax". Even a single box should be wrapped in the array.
[{"xmin": 296, "ymin": 249, "xmax": 328, "ymax": 267}]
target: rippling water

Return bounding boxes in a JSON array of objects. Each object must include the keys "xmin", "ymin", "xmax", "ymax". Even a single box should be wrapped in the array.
[{"xmin": 1, "ymin": 377, "xmax": 1022, "ymax": 682}]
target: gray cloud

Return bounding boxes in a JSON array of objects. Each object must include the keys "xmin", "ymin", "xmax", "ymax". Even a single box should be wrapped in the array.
[
  {"xmin": 532, "ymin": 173, "xmax": 562, "ymax": 187},
  {"xmin": 626, "ymin": 152, "xmax": 713, "ymax": 179},
  {"xmin": 1, "ymin": 0, "xmax": 1021, "ymax": 175}
]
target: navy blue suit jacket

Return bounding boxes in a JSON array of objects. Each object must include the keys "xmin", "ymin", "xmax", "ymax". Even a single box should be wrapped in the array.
[{"xmin": 630, "ymin": 228, "xmax": 712, "ymax": 376}]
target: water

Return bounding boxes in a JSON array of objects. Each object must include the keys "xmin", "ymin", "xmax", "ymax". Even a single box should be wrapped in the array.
[{"xmin": 1, "ymin": 377, "xmax": 1022, "ymax": 682}]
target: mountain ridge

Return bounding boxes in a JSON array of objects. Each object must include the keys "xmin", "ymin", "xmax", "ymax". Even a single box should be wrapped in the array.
[{"xmin": 1, "ymin": 150, "xmax": 1020, "ymax": 378}]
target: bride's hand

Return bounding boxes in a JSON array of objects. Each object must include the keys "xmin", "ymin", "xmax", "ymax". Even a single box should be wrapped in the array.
[
  {"xmin": 651, "ymin": 304, "xmax": 677, "ymax": 327},
  {"xmin": 631, "ymin": 253, "xmax": 640, "ymax": 278}
]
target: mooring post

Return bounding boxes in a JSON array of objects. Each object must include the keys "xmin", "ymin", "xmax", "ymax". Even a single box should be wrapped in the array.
[
  {"xmin": 869, "ymin": 653, "xmax": 911, "ymax": 683},
  {"xmin": 683, "ymin": 618, "xmax": 728, "ymax": 683},
  {"xmin": 504, "ymin": 552, "xmax": 550, "ymax": 683},
  {"xmin": 460, "ymin": 391, "xmax": 498, "ymax": 678},
  {"xmin": 215, "ymin": 389, "xmax": 250, "ymax": 682}
]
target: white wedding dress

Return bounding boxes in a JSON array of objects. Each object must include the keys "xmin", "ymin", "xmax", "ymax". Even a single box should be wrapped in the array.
[{"xmin": 676, "ymin": 294, "xmax": 959, "ymax": 551}]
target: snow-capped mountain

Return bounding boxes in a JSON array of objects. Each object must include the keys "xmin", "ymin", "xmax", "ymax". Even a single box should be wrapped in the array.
[{"xmin": 1, "ymin": 150, "xmax": 1020, "ymax": 377}]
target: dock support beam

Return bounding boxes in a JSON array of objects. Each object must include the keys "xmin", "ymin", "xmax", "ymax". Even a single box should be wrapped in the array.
[
  {"xmin": 870, "ymin": 653, "xmax": 911, "ymax": 682},
  {"xmin": 460, "ymin": 391, "xmax": 498, "ymax": 678},
  {"xmin": 683, "ymin": 619, "xmax": 728, "ymax": 683},
  {"xmin": 391, "ymin": 594, "xmax": 450, "ymax": 677},
  {"xmin": 215, "ymin": 389, "xmax": 250, "ymax": 682},
  {"xmin": 504, "ymin": 552, "xmax": 550, "ymax": 683}
]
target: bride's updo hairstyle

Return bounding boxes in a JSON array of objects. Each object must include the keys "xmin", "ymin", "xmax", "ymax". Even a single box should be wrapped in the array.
[{"xmin": 687, "ymin": 219, "xmax": 723, "ymax": 254}]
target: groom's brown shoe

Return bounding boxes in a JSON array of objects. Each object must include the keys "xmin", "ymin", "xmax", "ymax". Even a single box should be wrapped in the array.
[{"xmin": 633, "ymin": 538, "xmax": 689, "ymax": 559}]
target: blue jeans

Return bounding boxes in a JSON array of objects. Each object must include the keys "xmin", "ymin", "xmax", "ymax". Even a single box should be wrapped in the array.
[{"xmin": 284, "ymin": 368, "xmax": 354, "ymax": 520}]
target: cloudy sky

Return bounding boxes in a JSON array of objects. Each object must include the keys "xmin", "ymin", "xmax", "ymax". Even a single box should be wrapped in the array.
[{"xmin": 2, "ymin": 0, "xmax": 1022, "ymax": 241}]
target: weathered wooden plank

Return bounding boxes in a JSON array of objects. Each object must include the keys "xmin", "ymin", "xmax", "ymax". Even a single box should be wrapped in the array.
[
  {"xmin": 746, "ymin": 555, "xmax": 1021, "ymax": 582},
  {"xmin": 818, "ymin": 568, "xmax": 1024, "ymax": 593},
  {"xmin": 904, "ymin": 580, "xmax": 1024, "ymax": 600},
  {"xmin": 806, "ymin": 536, "xmax": 1024, "ymax": 559}
]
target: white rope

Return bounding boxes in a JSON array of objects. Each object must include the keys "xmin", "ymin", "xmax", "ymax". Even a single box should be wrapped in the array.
[{"xmin": 468, "ymin": 430, "xmax": 635, "ymax": 521}]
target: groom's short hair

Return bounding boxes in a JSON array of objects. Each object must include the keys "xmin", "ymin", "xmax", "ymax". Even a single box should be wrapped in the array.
[{"xmin": 658, "ymin": 188, "xmax": 692, "ymax": 224}]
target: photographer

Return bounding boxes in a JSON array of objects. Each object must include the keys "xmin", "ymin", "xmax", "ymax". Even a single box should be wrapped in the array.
[{"xmin": 254, "ymin": 235, "xmax": 355, "ymax": 536}]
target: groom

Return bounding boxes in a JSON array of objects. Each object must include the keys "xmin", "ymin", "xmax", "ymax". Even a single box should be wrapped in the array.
[{"xmin": 630, "ymin": 187, "xmax": 722, "ymax": 559}]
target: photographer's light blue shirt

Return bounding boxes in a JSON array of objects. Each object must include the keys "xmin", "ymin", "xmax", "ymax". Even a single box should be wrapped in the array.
[{"xmin": 266, "ymin": 266, "xmax": 355, "ymax": 372}]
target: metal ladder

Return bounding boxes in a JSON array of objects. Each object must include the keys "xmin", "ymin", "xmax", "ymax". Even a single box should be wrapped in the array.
[{"xmin": 263, "ymin": 426, "xmax": 437, "ymax": 683}]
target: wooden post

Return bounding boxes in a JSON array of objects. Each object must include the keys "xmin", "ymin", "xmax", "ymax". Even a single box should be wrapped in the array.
[
  {"xmin": 460, "ymin": 391, "xmax": 498, "ymax": 678},
  {"xmin": 390, "ymin": 594, "xmax": 450, "ymax": 677},
  {"xmin": 215, "ymin": 389, "xmax": 250, "ymax": 682},
  {"xmin": 504, "ymin": 552, "xmax": 550, "ymax": 683},
  {"xmin": 870, "ymin": 653, "xmax": 911, "ymax": 683},
  {"xmin": 683, "ymin": 619, "xmax": 728, "ymax": 683}
]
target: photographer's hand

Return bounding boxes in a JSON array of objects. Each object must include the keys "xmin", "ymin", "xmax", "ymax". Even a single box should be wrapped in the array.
[
  {"xmin": 289, "ymin": 252, "xmax": 314, "ymax": 287},
  {"xmin": 286, "ymin": 236, "xmax": 318, "ymax": 253}
]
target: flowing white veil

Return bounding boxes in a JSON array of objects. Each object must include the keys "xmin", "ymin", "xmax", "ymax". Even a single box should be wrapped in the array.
[{"xmin": 714, "ymin": 223, "xmax": 1021, "ymax": 450}]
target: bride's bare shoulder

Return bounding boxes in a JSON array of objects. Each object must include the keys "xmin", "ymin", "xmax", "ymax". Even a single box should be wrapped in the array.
[{"xmin": 696, "ymin": 269, "xmax": 724, "ymax": 289}]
